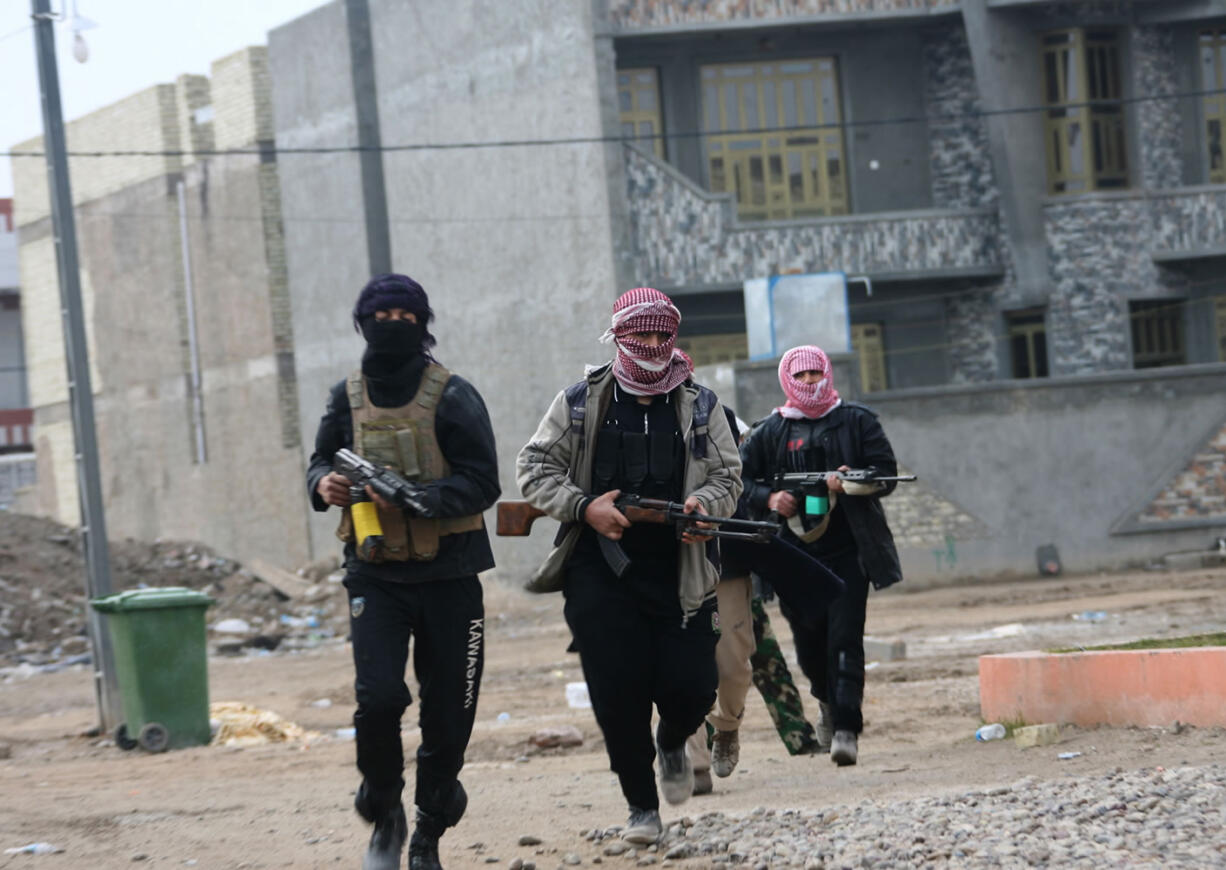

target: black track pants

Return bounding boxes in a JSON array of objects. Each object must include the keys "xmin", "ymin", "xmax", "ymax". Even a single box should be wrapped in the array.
[
  {"xmin": 563, "ymin": 561, "xmax": 719, "ymax": 812},
  {"xmin": 345, "ymin": 573, "xmax": 484, "ymax": 818},
  {"xmin": 779, "ymin": 550, "xmax": 870, "ymax": 734}
]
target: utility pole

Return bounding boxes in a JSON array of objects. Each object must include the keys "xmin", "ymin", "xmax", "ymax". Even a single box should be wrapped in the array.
[{"xmin": 30, "ymin": 0, "xmax": 121, "ymax": 734}]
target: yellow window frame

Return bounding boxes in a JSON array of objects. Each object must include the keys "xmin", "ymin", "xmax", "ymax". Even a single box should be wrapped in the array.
[
  {"xmin": 1130, "ymin": 299, "xmax": 1187, "ymax": 369},
  {"xmin": 1215, "ymin": 295, "xmax": 1226, "ymax": 361},
  {"xmin": 850, "ymin": 323, "xmax": 887, "ymax": 393},
  {"xmin": 617, "ymin": 67, "xmax": 665, "ymax": 160},
  {"xmin": 1042, "ymin": 29, "xmax": 1128, "ymax": 194},
  {"xmin": 1201, "ymin": 30, "xmax": 1226, "ymax": 184},
  {"xmin": 700, "ymin": 59, "xmax": 848, "ymax": 221},
  {"xmin": 1006, "ymin": 309, "xmax": 1048, "ymax": 379}
]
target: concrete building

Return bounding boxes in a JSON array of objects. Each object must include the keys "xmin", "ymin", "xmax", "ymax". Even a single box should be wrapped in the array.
[
  {"xmin": 11, "ymin": 49, "xmax": 311, "ymax": 567},
  {"xmin": 11, "ymin": 0, "xmax": 1226, "ymax": 581},
  {"xmin": 0, "ymin": 197, "xmax": 35, "ymax": 510}
]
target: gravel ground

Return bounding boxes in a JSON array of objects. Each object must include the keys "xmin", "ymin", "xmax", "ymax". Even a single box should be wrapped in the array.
[{"xmin": 577, "ymin": 763, "xmax": 1226, "ymax": 869}]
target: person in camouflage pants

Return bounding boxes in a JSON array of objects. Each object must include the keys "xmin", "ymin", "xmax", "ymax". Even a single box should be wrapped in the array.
[{"xmin": 749, "ymin": 595, "xmax": 821, "ymax": 755}]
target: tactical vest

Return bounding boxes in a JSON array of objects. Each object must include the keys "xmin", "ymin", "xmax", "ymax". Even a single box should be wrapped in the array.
[{"xmin": 336, "ymin": 364, "xmax": 484, "ymax": 561}]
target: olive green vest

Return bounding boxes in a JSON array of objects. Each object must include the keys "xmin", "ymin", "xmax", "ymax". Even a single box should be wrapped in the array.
[{"xmin": 336, "ymin": 364, "xmax": 484, "ymax": 561}]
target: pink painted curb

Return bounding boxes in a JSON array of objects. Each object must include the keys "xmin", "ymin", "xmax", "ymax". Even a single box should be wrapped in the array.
[{"xmin": 979, "ymin": 647, "xmax": 1226, "ymax": 728}]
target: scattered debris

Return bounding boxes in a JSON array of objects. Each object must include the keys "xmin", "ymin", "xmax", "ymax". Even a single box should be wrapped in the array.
[
  {"xmin": 4, "ymin": 843, "xmax": 61, "ymax": 855},
  {"xmin": 208, "ymin": 701, "xmax": 319, "ymax": 747},
  {"xmin": 1057, "ymin": 751, "xmax": 1082, "ymax": 760},
  {"xmin": 1013, "ymin": 724, "xmax": 1061, "ymax": 749},
  {"xmin": 0, "ymin": 512, "xmax": 347, "ymax": 669},
  {"xmin": 529, "ymin": 726, "xmax": 584, "ymax": 749}
]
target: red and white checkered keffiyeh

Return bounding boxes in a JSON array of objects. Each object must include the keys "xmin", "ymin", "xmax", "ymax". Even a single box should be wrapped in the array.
[
  {"xmin": 600, "ymin": 287, "xmax": 693, "ymax": 396},
  {"xmin": 777, "ymin": 345, "xmax": 841, "ymax": 419}
]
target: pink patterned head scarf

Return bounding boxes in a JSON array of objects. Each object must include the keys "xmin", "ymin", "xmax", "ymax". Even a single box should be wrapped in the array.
[
  {"xmin": 600, "ymin": 287, "xmax": 693, "ymax": 396},
  {"xmin": 777, "ymin": 345, "xmax": 841, "ymax": 419}
]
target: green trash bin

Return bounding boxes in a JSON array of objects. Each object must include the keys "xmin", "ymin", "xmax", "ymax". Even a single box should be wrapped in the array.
[{"xmin": 90, "ymin": 587, "xmax": 215, "ymax": 752}]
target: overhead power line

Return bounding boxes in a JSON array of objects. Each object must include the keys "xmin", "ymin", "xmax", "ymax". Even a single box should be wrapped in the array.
[{"xmin": 4, "ymin": 87, "xmax": 1225, "ymax": 159}]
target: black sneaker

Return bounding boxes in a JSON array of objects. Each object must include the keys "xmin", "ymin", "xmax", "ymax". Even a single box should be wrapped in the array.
[
  {"xmin": 363, "ymin": 804, "xmax": 407, "ymax": 870},
  {"xmin": 408, "ymin": 829, "xmax": 443, "ymax": 870}
]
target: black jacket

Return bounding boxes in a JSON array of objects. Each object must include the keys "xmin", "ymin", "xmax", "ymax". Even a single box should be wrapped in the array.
[
  {"xmin": 306, "ymin": 372, "xmax": 500, "ymax": 583},
  {"xmin": 739, "ymin": 402, "xmax": 903, "ymax": 590}
]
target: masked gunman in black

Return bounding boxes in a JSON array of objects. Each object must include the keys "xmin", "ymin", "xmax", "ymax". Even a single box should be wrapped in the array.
[{"xmin": 307, "ymin": 274, "xmax": 500, "ymax": 870}]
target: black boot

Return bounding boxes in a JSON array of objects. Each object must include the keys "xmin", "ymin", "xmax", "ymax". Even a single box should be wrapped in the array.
[
  {"xmin": 408, "ymin": 809, "xmax": 444, "ymax": 870},
  {"xmin": 362, "ymin": 804, "xmax": 407, "ymax": 870}
]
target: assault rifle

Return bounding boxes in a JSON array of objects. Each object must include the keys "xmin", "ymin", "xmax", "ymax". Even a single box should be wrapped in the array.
[
  {"xmin": 333, "ymin": 448, "xmax": 433, "ymax": 517},
  {"xmin": 496, "ymin": 495, "xmax": 780, "ymax": 579},
  {"xmin": 773, "ymin": 468, "xmax": 917, "ymax": 493}
]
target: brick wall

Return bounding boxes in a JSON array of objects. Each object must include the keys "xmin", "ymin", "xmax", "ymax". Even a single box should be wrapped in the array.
[{"xmin": 11, "ymin": 85, "xmax": 182, "ymax": 228}]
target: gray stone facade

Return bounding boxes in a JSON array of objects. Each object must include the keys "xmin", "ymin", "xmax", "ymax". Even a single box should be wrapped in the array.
[
  {"xmin": 1151, "ymin": 187, "xmax": 1226, "ymax": 255},
  {"xmin": 1133, "ymin": 26, "xmax": 1184, "ymax": 191},
  {"xmin": 1043, "ymin": 188, "xmax": 1226, "ymax": 374},
  {"xmin": 944, "ymin": 290, "xmax": 1001, "ymax": 383},
  {"xmin": 625, "ymin": 146, "xmax": 1001, "ymax": 287},
  {"xmin": 607, "ymin": 0, "xmax": 960, "ymax": 31},
  {"xmin": 922, "ymin": 22, "xmax": 998, "ymax": 210}
]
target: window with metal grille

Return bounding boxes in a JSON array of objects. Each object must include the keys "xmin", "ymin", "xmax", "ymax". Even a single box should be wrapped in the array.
[
  {"xmin": 700, "ymin": 59, "xmax": 848, "ymax": 221},
  {"xmin": 1130, "ymin": 299, "xmax": 1187, "ymax": 368},
  {"xmin": 1201, "ymin": 30, "xmax": 1226, "ymax": 184},
  {"xmin": 1006, "ymin": 309, "xmax": 1049, "ymax": 379},
  {"xmin": 1042, "ymin": 29, "xmax": 1128, "ymax": 194},
  {"xmin": 617, "ymin": 67, "xmax": 665, "ymax": 159},
  {"xmin": 850, "ymin": 323, "xmax": 887, "ymax": 393}
]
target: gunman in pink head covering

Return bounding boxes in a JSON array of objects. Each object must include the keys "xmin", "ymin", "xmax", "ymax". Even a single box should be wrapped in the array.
[
  {"xmin": 517, "ymin": 288, "xmax": 743, "ymax": 845},
  {"xmin": 738, "ymin": 344, "xmax": 904, "ymax": 768}
]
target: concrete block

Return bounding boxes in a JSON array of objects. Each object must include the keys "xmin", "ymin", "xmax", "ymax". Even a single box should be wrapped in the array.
[
  {"xmin": 1013, "ymin": 723, "xmax": 1061, "ymax": 748},
  {"xmin": 980, "ymin": 648, "xmax": 1226, "ymax": 728},
  {"xmin": 863, "ymin": 636, "xmax": 906, "ymax": 662}
]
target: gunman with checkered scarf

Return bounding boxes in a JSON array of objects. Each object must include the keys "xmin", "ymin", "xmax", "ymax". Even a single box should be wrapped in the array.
[{"xmin": 516, "ymin": 288, "xmax": 743, "ymax": 846}]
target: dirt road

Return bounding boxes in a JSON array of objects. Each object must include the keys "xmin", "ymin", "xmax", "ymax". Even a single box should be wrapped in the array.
[{"xmin": 1, "ymin": 566, "xmax": 1223, "ymax": 868}]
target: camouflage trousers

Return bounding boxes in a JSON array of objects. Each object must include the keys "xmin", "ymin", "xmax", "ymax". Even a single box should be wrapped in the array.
[{"xmin": 749, "ymin": 597, "xmax": 819, "ymax": 755}]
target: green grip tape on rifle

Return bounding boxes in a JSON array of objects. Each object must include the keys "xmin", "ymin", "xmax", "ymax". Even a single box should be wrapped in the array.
[{"xmin": 805, "ymin": 495, "xmax": 829, "ymax": 516}]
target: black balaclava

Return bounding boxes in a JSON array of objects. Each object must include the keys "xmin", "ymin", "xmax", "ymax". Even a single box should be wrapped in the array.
[{"xmin": 352, "ymin": 274, "xmax": 436, "ymax": 407}]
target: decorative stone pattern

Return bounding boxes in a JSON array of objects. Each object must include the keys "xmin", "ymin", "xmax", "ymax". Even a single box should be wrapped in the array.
[
  {"xmin": 1044, "ymin": 197, "xmax": 1148, "ymax": 375},
  {"xmin": 1151, "ymin": 188, "xmax": 1226, "ymax": 254},
  {"xmin": 624, "ymin": 147, "xmax": 1002, "ymax": 287},
  {"xmin": 944, "ymin": 290, "xmax": 1000, "ymax": 383},
  {"xmin": 1137, "ymin": 420, "xmax": 1226, "ymax": 524},
  {"xmin": 608, "ymin": 0, "xmax": 961, "ymax": 30},
  {"xmin": 922, "ymin": 22, "xmax": 997, "ymax": 210},
  {"xmin": 1037, "ymin": 1, "xmax": 1130, "ymax": 23},
  {"xmin": 884, "ymin": 469, "xmax": 991, "ymax": 549},
  {"xmin": 1133, "ymin": 26, "xmax": 1184, "ymax": 191}
]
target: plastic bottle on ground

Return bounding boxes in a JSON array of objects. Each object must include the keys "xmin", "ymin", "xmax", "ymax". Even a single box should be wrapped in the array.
[{"xmin": 976, "ymin": 723, "xmax": 1007, "ymax": 742}]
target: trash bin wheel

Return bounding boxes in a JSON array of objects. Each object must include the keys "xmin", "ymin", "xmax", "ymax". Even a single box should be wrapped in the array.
[
  {"xmin": 114, "ymin": 724, "xmax": 138, "ymax": 751},
  {"xmin": 138, "ymin": 722, "xmax": 170, "ymax": 753}
]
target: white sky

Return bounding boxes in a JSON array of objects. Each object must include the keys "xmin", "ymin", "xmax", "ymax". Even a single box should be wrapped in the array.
[{"xmin": 0, "ymin": 0, "xmax": 328, "ymax": 200}]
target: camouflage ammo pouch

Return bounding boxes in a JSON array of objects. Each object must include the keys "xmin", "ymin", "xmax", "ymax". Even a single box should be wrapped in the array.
[{"xmin": 336, "ymin": 365, "xmax": 483, "ymax": 562}]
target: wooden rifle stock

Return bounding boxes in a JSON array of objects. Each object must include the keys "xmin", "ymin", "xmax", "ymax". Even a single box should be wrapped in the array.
[{"xmin": 495, "ymin": 501, "xmax": 547, "ymax": 536}]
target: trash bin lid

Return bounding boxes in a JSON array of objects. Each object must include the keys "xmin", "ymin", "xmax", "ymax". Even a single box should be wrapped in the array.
[{"xmin": 90, "ymin": 587, "xmax": 215, "ymax": 613}]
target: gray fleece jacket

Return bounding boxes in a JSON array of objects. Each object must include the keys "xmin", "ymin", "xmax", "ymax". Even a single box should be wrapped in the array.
[{"xmin": 515, "ymin": 363, "xmax": 743, "ymax": 618}]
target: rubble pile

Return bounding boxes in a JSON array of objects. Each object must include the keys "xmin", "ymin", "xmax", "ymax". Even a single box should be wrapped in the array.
[{"xmin": 0, "ymin": 511, "xmax": 349, "ymax": 670}]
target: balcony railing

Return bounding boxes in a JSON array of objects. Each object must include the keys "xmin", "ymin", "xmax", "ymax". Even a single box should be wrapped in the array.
[{"xmin": 624, "ymin": 145, "xmax": 1003, "ymax": 287}]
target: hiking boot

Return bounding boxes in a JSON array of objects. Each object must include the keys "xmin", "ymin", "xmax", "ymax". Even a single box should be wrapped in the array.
[
  {"xmin": 815, "ymin": 701, "xmax": 834, "ymax": 752},
  {"xmin": 692, "ymin": 768, "xmax": 713, "ymax": 795},
  {"xmin": 831, "ymin": 730, "xmax": 858, "ymax": 766},
  {"xmin": 407, "ymin": 829, "xmax": 442, "ymax": 870},
  {"xmin": 362, "ymin": 804, "xmax": 408, "ymax": 870},
  {"xmin": 711, "ymin": 729, "xmax": 740, "ymax": 778},
  {"xmin": 656, "ymin": 737, "xmax": 693, "ymax": 805},
  {"xmin": 621, "ymin": 806, "xmax": 663, "ymax": 844}
]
